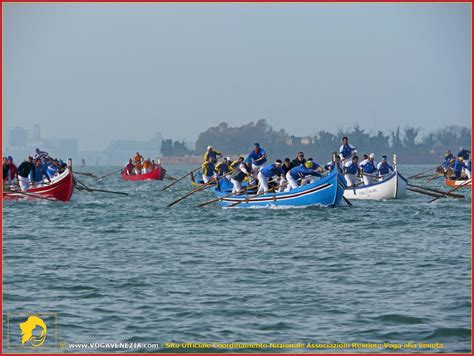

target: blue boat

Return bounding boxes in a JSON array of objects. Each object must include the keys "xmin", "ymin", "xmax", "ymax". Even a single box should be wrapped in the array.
[{"xmin": 211, "ymin": 168, "xmax": 347, "ymax": 209}]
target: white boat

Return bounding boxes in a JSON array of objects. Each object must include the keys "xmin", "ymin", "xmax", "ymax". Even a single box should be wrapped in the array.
[{"xmin": 343, "ymin": 169, "xmax": 407, "ymax": 200}]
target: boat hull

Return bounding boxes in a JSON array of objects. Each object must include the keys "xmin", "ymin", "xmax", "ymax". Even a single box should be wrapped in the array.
[
  {"xmin": 3, "ymin": 169, "xmax": 75, "ymax": 202},
  {"xmin": 121, "ymin": 167, "xmax": 166, "ymax": 181},
  {"xmin": 343, "ymin": 170, "xmax": 407, "ymax": 200},
  {"xmin": 445, "ymin": 178, "xmax": 472, "ymax": 188},
  {"xmin": 213, "ymin": 169, "xmax": 346, "ymax": 209}
]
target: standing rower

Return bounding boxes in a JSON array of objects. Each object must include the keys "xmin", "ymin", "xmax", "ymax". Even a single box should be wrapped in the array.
[
  {"xmin": 246, "ymin": 143, "xmax": 267, "ymax": 173},
  {"xmin": 204, "ymin": 146, "xmax": 222, "ymax": 162},
  {"xmin": 30, "ymin": 159, "xmax": 51, "ymax": 187},
  {"xmin": 339, "ymin": 137, "xmax": 357, "ymax": 165}
]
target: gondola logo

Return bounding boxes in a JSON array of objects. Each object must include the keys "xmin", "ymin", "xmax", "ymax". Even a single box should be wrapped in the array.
[
  {"xmin": 7, "ymin": 313, "xmax": 57, "ymax": 349},
  {"xmin": 19, "ymin": 315, "xmax": 48, "ymax": 347}
]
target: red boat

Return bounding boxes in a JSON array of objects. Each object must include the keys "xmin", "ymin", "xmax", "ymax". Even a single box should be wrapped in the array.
[
  {"xmin": 121, "ymin": 166, "xmax": 166, "ymax": 181},
  {"xmin": 445, "ymin": 178, "xmax": 472, "ymax": 188},
  {"xmin": 3, "ymin": 168, "xmax": 75, "ymax": 202}
]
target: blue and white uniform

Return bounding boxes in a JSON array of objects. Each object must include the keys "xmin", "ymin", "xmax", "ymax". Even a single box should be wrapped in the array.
[
  {"xmin": 377, "ymin": 161, "xmax": 393, "ymax": 178},
  {"xmin": 303, "ymin": 160, "xmax": 321, "ymax": 185},
  {"xmin": 361, "ymin": 159, "xmax": 377, "ymax": 185},
  {"xmin": 247, "ymin": 148, "xmax": 267, "ymax": 171},
  {"xmin": 453, "ymin": 160, "xmax": 463, "ymax": 179},
  {"xmin": 30, "ymin": 165, "xmax": 50, "ymax": 185},
  {"xmin": 257, "ymin": 164, "xmax": 284, "ymax": 193},
  {"xmin": 324, "ymin": 160, "xmax": 342, "ymax": 172},
  {"xmin": 47, "ymin": 164, "xmax": 59, "ymax": 178},
  {"xmin": 343, "ymin": 161, "xmax": 359, "ymax": 187},
  {"xmin": 339, "ymin": 144, "xmax": 357, "ymax": 164},
  {"xmin": 464, "ymin": 160, "xmax": 471, "ymax": 179},
  {"xmin": 285, "ymin": 166, "xmax": 320, "ymax": 191}
]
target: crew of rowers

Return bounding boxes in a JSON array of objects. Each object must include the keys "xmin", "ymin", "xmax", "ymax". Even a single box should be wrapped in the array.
[
  {"xmin": 2, "ymin": 148, "xmax": 67, "ymax": 191},
  {"xmin": 440, "ymin": 148, "xmax": 471, "ymax": 180},
  {"xmin": 200, "ymin": 137, "xmax": 395, "ymax": 194},
  {"xmin": 123, "ymin": 152, "xmax": 160, "ymax": 175}
]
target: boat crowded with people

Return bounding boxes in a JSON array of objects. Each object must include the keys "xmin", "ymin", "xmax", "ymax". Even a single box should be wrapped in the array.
[
  {"xmin": 121, "ymin": 154, "xmax": 166, "ymax": 181},
  {"xmin": 3, "ymin": 156, "xmax": 75, "ymax": 202},
  {"xmin": 211, "ymin": 167, "xmax": 346, "ymax": 209}
]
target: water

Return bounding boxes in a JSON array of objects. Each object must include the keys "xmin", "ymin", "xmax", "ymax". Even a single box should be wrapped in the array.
[{"xmin": 3, "ymin": 165, "xmax": 471, "ymax": 353}]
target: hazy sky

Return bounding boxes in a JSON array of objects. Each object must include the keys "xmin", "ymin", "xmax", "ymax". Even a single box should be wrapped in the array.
[{"xmin": 4, "ymin": 3, "xmax": 471, "ymax": 150}]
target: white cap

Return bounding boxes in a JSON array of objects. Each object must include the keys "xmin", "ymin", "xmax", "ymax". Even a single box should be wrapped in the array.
[
  {"xmin": 207, "ymin": 146, "xmax": 212, "ymax": 150},
  {"xmin": 224, "ymin": 157, "xmax": 230, "ymax": 161},
  {"xmin": 369, "ymin": 153, "xmax": 375, "ymax": 158}
]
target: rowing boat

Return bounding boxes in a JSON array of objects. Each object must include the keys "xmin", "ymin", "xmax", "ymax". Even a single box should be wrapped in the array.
[
  {"xmin": 343, "ymin": 170, "xmax": 407, "ymax": 200},
  {"xmin": 212, "ymin": 168, "xmax": 346, "ymax": 209},
  {"xmin": 445, "ymin": 178, "xmax": 472, "ymax": 188},
  {"xmin": 121, "ymin": 166, "xmax": 166, "ymax": 181},
  {"xmin": 3, "ymin": 168, "xmax": 75, "ymax": 202}
]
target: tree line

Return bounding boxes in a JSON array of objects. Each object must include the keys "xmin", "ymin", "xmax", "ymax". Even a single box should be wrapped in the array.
[{"xmin": 161, "ymin": 119, "xmax": 471, "ymax": 164}]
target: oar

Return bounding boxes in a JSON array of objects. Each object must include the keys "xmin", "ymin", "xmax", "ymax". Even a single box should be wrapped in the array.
[
  {"xmin": 227, "ymin": 178, "xmax": 292, "ymax": 208},
  {"xmin": 78, "ymin": 187, "xmax": 128, "ymax": 196},
  {"xmin": 413, "ymin": 173, "xmax": 438, "ymax": 180},
  {"xmin": 74, "ymin": 172, "xmax": 98, "ymax": 178},
  {"xmin": 162, "ymin": 167, "xmax": 201, "ymax": 191},
  {"xmin": 407, "ymin": 187, "xmax": 445, "ymax": 199},
  {"xmin": 165, "ymin": 174, "xmax": 177, "ymax": 180},
  {"xmin": 407, "ymin": 166, "xmax": 439, "ymax": 179},
  {"xmin": 342, "ymin": 196, "xmax": 353, "ymax": 207},
  {"xmin": 196, "ymin": 176, "xmax": 274, "ymax": 207},
  {"xmin": 4, "ymin": 189, "xmax": 58, "ymax": 202},
  {"xmin": 425, "ymin": 173, "xmax": 443, "ymax": 183},
  {"xmin": 167, "ymin": 176, "xmax": 220, "ymax": 207},
  {"xmin": 96, "ymin": 168, "xmax": 123, "ymax": 181},
  {"xmin": 407, "ymin": 183, "xmax": 464, "ymax": 199},
  {"xmin": 75, "ymin": 177, "xmax": 128, "ymax": 195},
  {"xmin": 428, "ymin": 179, "xmax": 471, "ymax": 203}
]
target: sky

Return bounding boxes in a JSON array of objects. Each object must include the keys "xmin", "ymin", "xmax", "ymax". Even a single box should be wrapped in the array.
[{"xmin": 3, "ymin": 3, "xmax": 471, "ymax": 151}]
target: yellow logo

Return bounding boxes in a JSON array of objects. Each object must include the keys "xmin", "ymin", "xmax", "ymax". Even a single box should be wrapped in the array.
[{"xmin": 19, "ymin": 315, "xmax": 48, "ymax": 347}]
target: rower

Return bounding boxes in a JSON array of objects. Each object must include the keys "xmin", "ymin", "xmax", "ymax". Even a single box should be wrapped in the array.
[
  {"xmin": 125, "ymin": 159, "xmax": 134, "ymax": 175},
  {"xmin": 457, "ymin": 147, "xmax": 471, "ymax": 160},
  {"xmin": 17, "ymin": 156, "xmax": 35, "ymax": 191},
  {"xmin": 290, "ymin": 152, "xmax": 306, "ymax": 168},
  {"xmin": 463, "ymin": 159, "xmax": 471, "ymax": 179},
  {"xmin": 46, "ymin": 159, "xmax": 60, "ymax": 178},
  {"xmin": 134, "ymin": 152, "xmax": 144, "ymax": 165},
  {"xmin": 376, "ymin": 155, "xmax": 394, "ymax": 179},
  {"xmin": 134, "ymin": 160, "xmax": 142, "ymax": 175},
  {"xmin": 230, "ymin": 157, "xmax": 244, "ymax": 170},
  {"xmin": 361, "ymin": 153, "xmax": 377, "ymax": 185},
  {"xmin": 303, "ymin": 158, "xmax": 323, "ymax": 185},
  {"xmin": 358, "ymin": 154, "xmax": 369, "ymax": 169},
  {"xmin": 33, "ymin": 148, "xmax": 49, "ymax": 161},
  {"xmin": 5, "ymin": 156, "xmax": 17, "ymax": 184},
  {"xmin": 324, "ymin": 154, "xmax": 342, "ymax": 172},
  {"xmin": 230, "ymin": 160, "xmax": 252, "ymax": 193},
  {"xmin": 285, "ymin": 161, "xmax": 321, "ymax": 191},
  {"xmin": 142, "ymin": 159, "xmax": 152, "ymax": 174},
  {"xmin": 215, "ymin": 157, "xmax": 231, "ymax": 177},
  {"xmin": 201, "ymin": 157, "xmax": 217, "ymax": 183},
  {"xmin": 453, "ymin": 156, "xmax": 464, "ymax": 179},
  {"xmin": 246, "ymin": 143, "xmax": 267, "ymax": 174},
  {"xmin": 279, "ymin": 158, "xmax": 292, "ymax": 192},
  {"xmin": 442, "ymin": 151, "xmax": 455, "ymax": 170},
  {"xmin": 30, "ymin": 159, "xmax": 51, "ymax": 187},
  {"xmin": 257, "ymin": 160, "xmax": 284, "ymax": 194},
  {"xmin": 2, "ymin": 157, "xmax": 8, "ymax": 181},
  {"xmin": 204, "ymin": 146, "xmax": 222, "ymax": 162},
  {"xmin": 343, "ymin": 155, "xmax": 359, "ymax": 187},
  {"xmin": 339, "ymin": 137, "xmax": 357, "ymax": 165}
]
